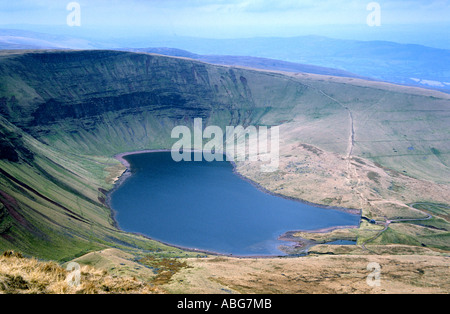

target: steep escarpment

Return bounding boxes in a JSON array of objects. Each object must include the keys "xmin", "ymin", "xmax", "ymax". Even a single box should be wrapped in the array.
[
  {"xmin": 0, "ymin": 51, "xmax": 301, "ymax": 124},
  {"xmin": 0, "ymin": 115, "xmax": 189, "ymax": 260},
  {"xmin": 0, "ymin": 50, "xmax": 318, "ymax": 156}
]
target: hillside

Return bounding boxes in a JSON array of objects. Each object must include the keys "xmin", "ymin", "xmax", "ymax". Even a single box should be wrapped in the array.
[
  {"xmin": 0, "ymin": 50, "xmax": 448, "ymax": 293},
  {"xmin": 169, "ymin": 36, "xmax": 450, "ymax": 93},
  {"xmin": 120, "ymin": 47, "xmax": 367, "ymax": 80},
  {"xmin": 1, "ymin": 249, "xmax": 449, "ymax": 294},
  {"xmin": 0, "ymin": 250, "xmax": 159, "ymax": 294},
  {"xmin": 1, "ymin": 30, "xmax": 449, "ymax": 93}
]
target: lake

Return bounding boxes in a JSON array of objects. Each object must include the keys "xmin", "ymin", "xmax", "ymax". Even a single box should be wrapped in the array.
[{"xmin": 110, "ymin": 152, "xmax": 360, "ymax": 256}]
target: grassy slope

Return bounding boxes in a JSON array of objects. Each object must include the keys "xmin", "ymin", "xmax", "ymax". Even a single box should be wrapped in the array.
[
  {"xmin": 0, "ymin": 250, "xmax": 161, "ymax": 294},
  {"xmin": 0, "ymin": 115, "xmax": 201, "ymax": 261}
]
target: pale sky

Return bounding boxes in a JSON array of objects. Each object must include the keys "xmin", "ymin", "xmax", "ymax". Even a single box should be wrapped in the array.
[{"xmin": 0, "ymin": 0, "xmax": 449, "ymax": 42}]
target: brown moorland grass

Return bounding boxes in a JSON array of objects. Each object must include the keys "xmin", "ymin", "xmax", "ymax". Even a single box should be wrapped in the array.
[
  {"xmin": 163, "ymin": 253, "xmax": 450, "ymax": 294},
  {"xmin": 0, "ymin": 251, "xmax": 160, "ymax": 294}
]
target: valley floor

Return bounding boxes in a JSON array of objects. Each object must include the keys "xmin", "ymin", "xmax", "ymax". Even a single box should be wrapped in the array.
[{"xmin": 165, "ymin": 252, "xmax": 450, "ymax": 294}]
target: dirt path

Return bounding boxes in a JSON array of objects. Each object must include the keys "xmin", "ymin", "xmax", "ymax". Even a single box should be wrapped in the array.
[
  {"xmin": 316, "ymin": 89, "xmax": 368, "ymax": 212},
  {"xmin": 317, "ymin": 90, "xmax": 355, "ymax": 158}
]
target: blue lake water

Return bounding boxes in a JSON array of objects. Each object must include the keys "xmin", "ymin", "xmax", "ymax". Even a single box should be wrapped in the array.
[{"xmin": 110, "ymin": 152, "xmax": 360, "ymax": 256}]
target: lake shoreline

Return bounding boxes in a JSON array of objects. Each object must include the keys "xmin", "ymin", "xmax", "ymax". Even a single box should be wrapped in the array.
[
  {"xmin": 230, "ymin": 165, "xmax": 361, "ymax": 216},
  {"xmin": 106, "ymin": 149, "xmax": 362, "ymax": 258},
  {"xmin": 114, "ymin": 149, "xmax": 362, "ymax": 215}
]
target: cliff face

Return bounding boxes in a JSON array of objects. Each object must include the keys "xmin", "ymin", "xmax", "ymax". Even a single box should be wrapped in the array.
[
  {"xmin": 0, "ymin": 50, "xmax": 304, "ymax": 123},
  {"xmin": 0, "ymin": 50, "xmax": 313, "ymax": 155}
]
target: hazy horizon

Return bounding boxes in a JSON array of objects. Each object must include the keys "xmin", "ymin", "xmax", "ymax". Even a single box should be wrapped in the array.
[{"xmin": 1, "ymin": 0, "xmax": 449, "ymax": 49}]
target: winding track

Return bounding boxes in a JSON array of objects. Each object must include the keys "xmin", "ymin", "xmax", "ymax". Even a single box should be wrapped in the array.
[{"xmin": 360, "ymin": 207, "xmax": 433, "ymax": 252}]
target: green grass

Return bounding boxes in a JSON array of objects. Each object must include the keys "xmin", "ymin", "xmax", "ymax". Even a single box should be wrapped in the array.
[
  {"xmin": 372, "ymin": 227, "xmax": 422, "ymax": 246},
  {"xmin": 371, "ymin": 223, "xmax": 450, "ymax": 251},
  {"xmin": 411, "ymin": 202, "xmax": 450, "ymax": 217}
]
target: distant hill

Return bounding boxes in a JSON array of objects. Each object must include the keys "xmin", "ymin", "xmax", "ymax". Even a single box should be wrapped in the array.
[
  {"xmin": 120, "ymin": 47, "xmax": 368, "ymax": 80},
  {"xmin": 162, "ymin": 36, "xmax": 450, "ymax": 93},
  {"xmin": 0, "ymin": 29, "xmax": 97, "ymax": 49},
  {"xmin": 0, "ymin": 29, "xmax": 448, "ymax": 93}
]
